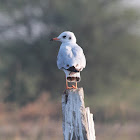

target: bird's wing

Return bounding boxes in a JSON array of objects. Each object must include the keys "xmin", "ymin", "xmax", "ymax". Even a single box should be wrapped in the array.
[{"xmin": 57, "ymin": 44, "xmax": 86, "ymax": 71}]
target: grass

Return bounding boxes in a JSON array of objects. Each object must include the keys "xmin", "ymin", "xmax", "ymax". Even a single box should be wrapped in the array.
[{"xmin": 0, "ymin": 91, "xmax": 140, "ymax": 140}]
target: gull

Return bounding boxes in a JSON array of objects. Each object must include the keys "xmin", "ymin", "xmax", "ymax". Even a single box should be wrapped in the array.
[{"xmin": 51, "ymin": 31, "xmax": 86, "ymax": 89}]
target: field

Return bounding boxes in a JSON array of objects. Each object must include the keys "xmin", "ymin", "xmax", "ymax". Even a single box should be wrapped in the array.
[{"xmin": 0, "ymin": 93, "xmax": 140, "ymax": 140}]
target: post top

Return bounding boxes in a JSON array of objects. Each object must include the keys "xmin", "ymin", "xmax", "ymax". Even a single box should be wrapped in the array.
[{"xmin": 64, "ymin": 87, "xmax": 83, "ymax": 94}]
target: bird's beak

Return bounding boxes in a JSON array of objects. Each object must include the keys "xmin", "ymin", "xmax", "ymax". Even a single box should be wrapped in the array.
[{"xmin": 50, "ymin": 37, "xmax": 60, "ymax": 41}]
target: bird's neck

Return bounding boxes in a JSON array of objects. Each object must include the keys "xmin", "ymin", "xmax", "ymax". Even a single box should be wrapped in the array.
[{"xmin": 61, "ymin": 41, "xmax": 76, "ymax": 46}]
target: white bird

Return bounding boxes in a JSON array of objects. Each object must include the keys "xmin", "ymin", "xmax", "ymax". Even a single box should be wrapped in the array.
[{"xmin": 51, "ymin": 31, "xmax": 86, "ymax": 89}]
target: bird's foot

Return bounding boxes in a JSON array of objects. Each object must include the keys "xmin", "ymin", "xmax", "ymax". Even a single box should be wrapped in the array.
[
  {"xmin": 72, "ymin": 85, "xmax": 77, "ymax": 89},
  {"xmin": 66, "ymin": 86, "xmax": 77, "ymax": 89},
  {"xmin": 66, "ymin": 86, "xmax": 73, "ymax": 89}
]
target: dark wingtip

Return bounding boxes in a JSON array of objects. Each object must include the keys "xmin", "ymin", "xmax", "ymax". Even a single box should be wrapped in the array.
[
  {"xmin": 67, "ymin": 66, "xmax": 79, "ymax": 72},
  {"xmin": 50, "ymin": 38, "xmax": 53, "ymax": 41}
]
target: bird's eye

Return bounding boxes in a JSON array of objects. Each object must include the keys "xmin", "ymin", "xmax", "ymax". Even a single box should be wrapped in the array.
[
  {"xmin": 63, "ymin": 36, "xmax": 66, "ymax": 38},
  {"xmin": 69, "ymin": 37, "xmax": 71, "ymax": 40}
]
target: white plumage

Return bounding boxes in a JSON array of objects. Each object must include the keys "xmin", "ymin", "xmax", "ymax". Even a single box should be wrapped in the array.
[{"xmin": 51, "ymin": 31, "xmax": 86, "ymax": 89}]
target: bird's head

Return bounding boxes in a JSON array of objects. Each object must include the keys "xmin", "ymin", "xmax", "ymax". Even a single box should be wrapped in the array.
[{"xmin": 50, "ymin": 31, "xmax": 76, "ymax": 43}]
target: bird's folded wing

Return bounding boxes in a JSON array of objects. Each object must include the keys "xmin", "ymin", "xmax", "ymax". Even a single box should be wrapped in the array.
[{"xmin": 57, "ymin": 44, "xmax": 86, "ymax": 70}]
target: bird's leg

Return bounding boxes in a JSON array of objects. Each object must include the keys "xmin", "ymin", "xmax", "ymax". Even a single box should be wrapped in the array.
[
  {"xmin": 66, "ymin": 77, "xmax": 73, "ymax": 89},
  {"xmin": 72, "ymin": 82, "xmax": 77, "ymax": 89},
  {"xmin": 66, "ymin": 78, "xmax": 68, "ymax": 89}
]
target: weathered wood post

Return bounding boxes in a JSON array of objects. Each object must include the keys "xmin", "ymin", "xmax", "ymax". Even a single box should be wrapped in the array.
[{"xmin": 62, "ymin": 88, "xmax": 96, "ymax": 140}]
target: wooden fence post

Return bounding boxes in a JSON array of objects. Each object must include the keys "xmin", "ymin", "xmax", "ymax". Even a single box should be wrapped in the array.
[{"xmin": 62, "ymin": 88, "xmax": 96, "ymax": 140}]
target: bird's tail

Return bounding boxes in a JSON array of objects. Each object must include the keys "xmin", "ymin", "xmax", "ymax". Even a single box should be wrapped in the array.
[{"xmin": 64, "ymin": 70, "xmax": 81, "ymax": 82}]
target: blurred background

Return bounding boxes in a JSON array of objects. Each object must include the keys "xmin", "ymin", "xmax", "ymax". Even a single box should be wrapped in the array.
[{"xmin": 0, "ymin": 0, "xmax": 140, "ymax": 139}]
